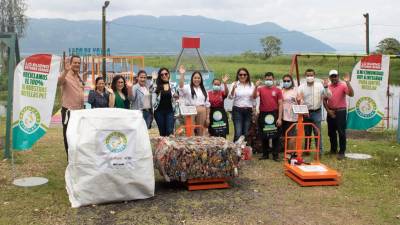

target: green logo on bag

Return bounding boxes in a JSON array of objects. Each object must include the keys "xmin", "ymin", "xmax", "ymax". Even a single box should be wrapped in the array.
[
  {"xmin": 212, "ymin": 111, "xmax": 223, "ymax": 121},
  {"xmin": 355, "ymin": 97, "xmax": 377, "ymax": 119},
  {"xmin": 264, "ymin": 114, "xmax": 274, "ymax": 125},
  {"xmin": 18, "ymin": 106, "xmax": 41, "ymax": 134},
  {"xmin": 105, "ymin": 132, "xmax": 127, "ymax": 153}
]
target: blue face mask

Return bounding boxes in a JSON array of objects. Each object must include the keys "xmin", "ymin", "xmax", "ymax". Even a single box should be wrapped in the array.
[
  {"xmin": 282, "ymin": 81, "xmax": 292, "ymax": 88},
  {"xmin": 212, "ymin": 85, "xmax": 221, "ymax": 91},
  {"xmin": 264, "ymin": 80, "xmax": 273, "ymax": 87}
]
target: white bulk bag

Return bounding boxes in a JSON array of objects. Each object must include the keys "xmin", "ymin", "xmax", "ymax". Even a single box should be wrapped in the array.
[{"xmin": 65, "ymin": 108, "xmax": 154, "ymax": 208}]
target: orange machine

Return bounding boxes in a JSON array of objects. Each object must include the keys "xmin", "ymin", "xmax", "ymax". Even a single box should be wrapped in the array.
[
  {"xmin": 284, "ymin": 109, "xmax": 341, "ymax": 186},
  {"xmin": 175, "ymin": 107, "xmax": 230, "ymax": 190}
]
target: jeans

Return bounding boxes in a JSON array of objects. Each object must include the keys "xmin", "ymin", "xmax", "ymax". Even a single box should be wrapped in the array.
[
  {"xmin": 232, "ymin": 106, "xmax": 252, "ymax": 142},
  {"xmin": 142, "ymin": 109, "xmax": 153, "ymax": 129},
  {"xmin": 327, "ymin": 109, "xmax": 347, "ymax": 154},
  {"xmin": 154, "ymin": 109, "xmax": 174, "ymax": 136},
  {"xmin": 304, "ymin": 109, "xmax": 323, "ymax": 154}
]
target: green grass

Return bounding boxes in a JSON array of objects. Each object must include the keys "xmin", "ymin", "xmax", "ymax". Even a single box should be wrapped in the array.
[
  {"xmin": 0, "ymin": 124, "xmax": 399, "ymax": 224},
  {"xmin": 145, "ymin": 55, "xmax": 400, "ymax": 84}
]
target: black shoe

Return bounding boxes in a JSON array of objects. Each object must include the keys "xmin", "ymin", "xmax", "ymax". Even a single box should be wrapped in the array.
[
  {"xmin": 337, "ymin": 153, "xmax": 345, "ymax": 160},
  {"xmin": 272, "ymin": 157, "xmax": 280, "ymax": 162},
  {"xmin": 259, "ymin": 156, "xmax": 268, "ymax": 160},
  {"xmin": 330, "ymin": 151, "xmax": 337, "ymax": 155}
]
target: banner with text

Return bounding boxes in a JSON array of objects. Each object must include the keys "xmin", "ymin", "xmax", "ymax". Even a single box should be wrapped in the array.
[
  {"xmin": 12, "ymin": 54, "xmax": 61, "ymax": 151},
  {"xmin": 347, "ymin": 55, "xmax": 389, "ymax": 130}
]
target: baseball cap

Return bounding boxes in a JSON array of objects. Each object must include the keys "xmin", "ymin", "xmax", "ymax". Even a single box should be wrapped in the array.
[{"xmin": 329, "ymin": 69, "xmax": 338, "ymax": 76}]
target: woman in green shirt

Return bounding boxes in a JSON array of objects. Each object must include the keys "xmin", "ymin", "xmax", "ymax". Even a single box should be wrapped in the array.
[{"xmin": 108, "ymin": 75, "xmax": 130, "ymax": 109}]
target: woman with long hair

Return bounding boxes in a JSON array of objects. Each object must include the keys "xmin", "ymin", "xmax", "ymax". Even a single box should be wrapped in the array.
[
  {"xmin": 88, "ymin": 77, "xmax": 109, "ymax": 108},
  {"xmin": 179, "ymin": 66, "xmax": 210, "ymax": 136},
  {"xmin": 109, "ymin": 75, "xmax": 130, "ymax": 109},
  {"xmin": 129, "ymin": 70, "xmax": 153, "ymax": 129},
  {"xmin": 152, "ymin": 67, "xmax": 177, "ymax": 136},
  {"xmin": 230, "ymin": 67, "xmax": 255, "ymax": 141}
]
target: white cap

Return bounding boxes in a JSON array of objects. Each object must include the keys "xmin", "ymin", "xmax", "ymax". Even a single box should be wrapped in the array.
[{"xmin": 329, "ymin": 69, "xmax": 338, "ymax": 76}]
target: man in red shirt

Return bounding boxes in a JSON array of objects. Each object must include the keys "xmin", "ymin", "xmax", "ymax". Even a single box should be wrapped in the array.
[
  {"xmin": 323, "ymin": 70, "xmax": 354, "ymax": 160},
  {"xmin": 253, "ymin": 72, "xmax": 283, "ymax": 161}
]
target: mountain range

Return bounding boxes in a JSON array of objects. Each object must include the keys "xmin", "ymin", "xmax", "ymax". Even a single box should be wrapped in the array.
[{"xmin": 20, "ymin": 15, "xmax": 335, "ymax": 55}]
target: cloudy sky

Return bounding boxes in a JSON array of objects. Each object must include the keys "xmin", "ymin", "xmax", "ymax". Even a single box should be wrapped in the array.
[{"xmin": 25, "ymin": 0, "xmax": 400, "ymax": 52}]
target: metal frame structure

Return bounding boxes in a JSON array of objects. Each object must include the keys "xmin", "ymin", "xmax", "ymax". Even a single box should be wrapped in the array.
[{"xmin": 0, "ymin": 33, "xmax": 20, "ymax": 159}]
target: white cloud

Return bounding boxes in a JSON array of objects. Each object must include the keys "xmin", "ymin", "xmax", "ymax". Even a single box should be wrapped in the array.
[{"xmin": 25, "ymin": 0, "xmax": 400, "ymax": 52}]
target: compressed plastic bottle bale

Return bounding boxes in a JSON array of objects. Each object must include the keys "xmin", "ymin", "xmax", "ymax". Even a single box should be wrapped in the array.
[{"xmin": 152, "ymin": 136, "xmax": 241, "ymax": 182}]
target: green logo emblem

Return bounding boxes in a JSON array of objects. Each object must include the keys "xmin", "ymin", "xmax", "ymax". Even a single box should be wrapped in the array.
[
  {"xmin": 264, "ymin": 114, "xmax": 274, "ymax": 125},
  {"xmin": 355, "ymin": 97, "xmax": 377, "ymax": 119},
  {"xmin": 212, "ymin": 111, "xmax": 223, "ymax": 121},
  {"xmin": 18, "ymin": 106, "xmax": 41, "ymax": 134},
  {"xmin": 105, "ymin": 132, "xmax": 127, "ymax": 153}
]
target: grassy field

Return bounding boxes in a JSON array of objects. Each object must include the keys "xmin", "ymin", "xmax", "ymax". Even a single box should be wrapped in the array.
[
  {"xmin": 145, "ymin": 54, "xmax": 400, "ymax": 84},
  {"xmin": 0, "ymin": 123, "xmax": 399, "ymax": 225}
]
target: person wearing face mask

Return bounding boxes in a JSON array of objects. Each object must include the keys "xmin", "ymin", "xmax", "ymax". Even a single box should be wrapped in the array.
[
  {"xmin": 323, "ymin": 70, "xmax": 354, "ymax": 160},
  {"xmin": 298, "ymin": 69, "xmax": 331, "ymax": 155},
  {"xmin": 179, "ymin": 66, "xmax": 210, "ymax": 136},
  {"xmin": 281, "ymin": 74, "xmax": 302, "ymax": 150},
  {"xmin": 253, "ymin": 72, "xmax": 283, "ymax": 161},
  {"xmin": 129, "ymin": 70, "xmax": 153, "ymax": 129},
  {"xmin": 207, "ymin": 75, "xmax": 230, "ymax": 138}
]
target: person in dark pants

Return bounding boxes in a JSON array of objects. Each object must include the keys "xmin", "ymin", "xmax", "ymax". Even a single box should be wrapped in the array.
[
  {"xmin": 152, "ymin": 68, "xmax": 178, "ymax": 136},
  {"xmin": 323, "ymin": 69, "xmax": 354, "ymax": 160},
  {"xmin": 208, "ymin": 76, "xmax": 230, "ymax": 138},
  {"xmin": 253, "ymin": 72, "xmax": 283, "ymax": 161},
  {"xmin": 230, "ymin": 68, "xmax": 255, "ymax": 142},
  {"xmin": 58, "ymin": 55, "xmax": 87, "ymax": 160},
  {"xmin": 129, "ymin": 70, "xmax": 153, "ymax": 129},
  {"xmin": 298, "ymin": 69, "xmax": 332, "ymax": 154}
]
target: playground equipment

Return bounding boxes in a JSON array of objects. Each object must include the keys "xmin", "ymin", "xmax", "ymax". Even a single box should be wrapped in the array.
[
  {"xmin": 284, "ymin": 105, "xmax": 340, "ymax": 186},
  {"xmin": 171, "ymin": 37, "xmax": 214, "ymax": 90},
  {"xmin": 90, "ymin": 55, "xmax": 145, "ymax": 85}
]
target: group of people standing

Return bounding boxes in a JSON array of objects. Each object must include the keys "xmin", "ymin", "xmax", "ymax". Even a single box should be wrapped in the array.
[{"xmin": 59, "ymin": 55, "xmax": 354, "ymax": 161}]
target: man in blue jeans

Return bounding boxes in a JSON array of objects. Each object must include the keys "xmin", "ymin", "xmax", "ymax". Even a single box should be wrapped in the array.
[{"xmin": 298, "ymin": 69, "xmax": 331, "ymax": 154}]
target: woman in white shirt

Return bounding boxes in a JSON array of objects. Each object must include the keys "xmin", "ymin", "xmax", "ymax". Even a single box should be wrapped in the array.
[
  {"xmin": 179, "ymin": 66, "xmax": 210, "ymax": 136},
  {"xmin": 230, "ymin": 67, "xmax": 255, "ymax": 141}
]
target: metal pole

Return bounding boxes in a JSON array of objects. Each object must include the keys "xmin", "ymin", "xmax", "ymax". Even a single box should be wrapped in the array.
[
  {"xmin": 363, "ymin": 13, "xmax": 370, "ymax": 55},
  {"xmin": 5, "ymin": 33, "xmax": 18, "ymax": 159},
  {"xmin": 102, "ymin": 5, "xmax": 106, "ymax": 80},
  {"xmin": 397, "ymin": 96, "xmax": 400, "ymax": 143}
]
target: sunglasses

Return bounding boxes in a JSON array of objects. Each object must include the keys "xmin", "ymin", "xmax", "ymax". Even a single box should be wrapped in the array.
[
  {"xmin": 238, "ymin": 73, "xmax": 248, "ymax": 77},
  {"xmin": 283, "ymin": 80, "xmax": 291, "ymax": 83},
  {"xmin": 330, "ymin": 74, "xmax": 338, "ymax": 77},
  {"xmin": 160, "ymin": 72, "xmax": 169, "ymax": 76}
]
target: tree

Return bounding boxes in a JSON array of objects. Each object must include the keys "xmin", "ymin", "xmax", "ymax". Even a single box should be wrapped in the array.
[
  {"xmin": 260, "ymin": 36, "xmax": 282, "ymax": 59},
  {"xmin": 0, "ymin": 0, "xmax": 27, "ymax": 36},
  {"xmin": 376, "ymin": 38, "xmax": 400, "ymax": 55}
]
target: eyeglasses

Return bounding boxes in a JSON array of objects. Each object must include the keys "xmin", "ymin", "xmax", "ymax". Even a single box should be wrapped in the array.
[
  {"xmin": 160, "ymin": 72, "xmax": 169, "ymax": 76},
  {"xmin": 238, "ymin": 73, "xmax": 248, "ymax": 77}
]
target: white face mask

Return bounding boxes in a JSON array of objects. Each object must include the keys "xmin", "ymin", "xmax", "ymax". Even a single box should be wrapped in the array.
[{"xmin": 306, "ymin": 76, "xmax": 315, "ymax": 83}]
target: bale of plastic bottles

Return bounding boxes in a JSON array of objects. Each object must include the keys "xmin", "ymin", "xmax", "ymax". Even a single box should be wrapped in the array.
[{"xmin": 152, "ymin": 136, "xmax": 241, "ymax": 182}]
